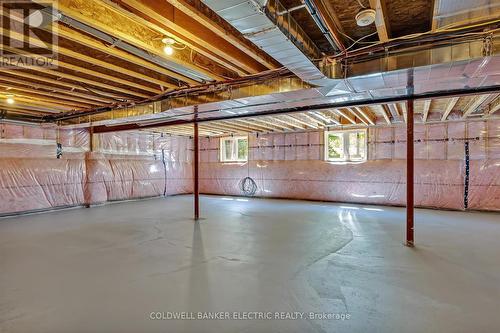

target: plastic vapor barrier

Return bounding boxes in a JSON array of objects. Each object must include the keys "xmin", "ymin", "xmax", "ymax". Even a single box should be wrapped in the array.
[
  {"xmin": 1, "ymin": 119, "xmax": 497, "ymax": 215},
  {"xmin": 199, "ymin": 119, "xmax": 500, "ymax": 211},
  {"xmin": 0, "ymin": 124, "xmax": 193, "ymax": 215}
]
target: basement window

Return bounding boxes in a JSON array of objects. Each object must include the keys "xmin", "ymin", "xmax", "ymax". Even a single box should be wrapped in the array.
[
  {"xmin": 220, "ymin": 136, "xmax": 248, "ymax": 162},
  {"xmin": 325, "ymin": 129, "xmax": 367, "ymax": 162}
]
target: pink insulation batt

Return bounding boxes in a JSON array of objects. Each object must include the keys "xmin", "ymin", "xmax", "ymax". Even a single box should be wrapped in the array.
[
  {"xmin": 0, "ymin": 125, "xmax": 193, "ymax": 215},
  {"xmin": 0, "ymin": 119, "xmax": 498, "ymax": 215},
  {"xmin": 199, "ymin": 119, "xmax": 499, "ymax": 212}
]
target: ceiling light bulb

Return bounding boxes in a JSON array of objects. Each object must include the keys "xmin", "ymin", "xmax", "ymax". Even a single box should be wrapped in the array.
[
  {"xmin": 163, "ymin": 45, "xmax": 174, "ymax": 56},
  {"xmin": 6, "ymin": 97, "xmax": 15, "ymax": 104}
]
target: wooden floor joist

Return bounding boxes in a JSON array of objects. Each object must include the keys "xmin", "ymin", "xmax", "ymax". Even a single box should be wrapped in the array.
[
  {"xmin": 117, "ymin": 0, "xmax": 261, "ymax": 76},
  {"xmin": 0, "ymin": 70, "xmax": 118, "ymax": 103},
  {"xmin": 56, "ymin": 25, "xmax": 187, "ymax": 88},
  {"xmin": 163, "ymin": 0, "xmax": 278, "ymax": 70},
  {"xmin": 56, "ymin": 0, "xmax": 222, "ymax": 83},
  {"xmin": 0, "ymin": 83, "xmax": 102, "ymax": 107}
]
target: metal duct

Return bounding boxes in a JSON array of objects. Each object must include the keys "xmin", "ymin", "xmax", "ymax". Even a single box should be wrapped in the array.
[
  {"xmin": 433, "ymin": 0, "xmax": 500, "ymax": 29},
  {"xmin": 40, "ymin": 7, "xmax": 213, "ymax": 83},
  {"xmin": 201, "ymin": 0, "xmax": 335, "ymax": 87},
  {"xmin": 324, "ymin": 35, "xmax": 500, "ymax": 93},
  {"xmin": 57, "ymin": 49, "xmax": 500, "ymax": 129}
]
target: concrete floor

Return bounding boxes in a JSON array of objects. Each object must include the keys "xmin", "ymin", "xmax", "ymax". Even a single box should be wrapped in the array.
[{"xmin": 1, "ymin": 195, "xmax": 499, "ymax": 333}]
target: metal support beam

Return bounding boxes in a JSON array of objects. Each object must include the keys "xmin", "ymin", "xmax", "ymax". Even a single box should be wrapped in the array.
[
  {"xmin": 194, "ymin": 107, "xmax": 200, "ymax": 221},
  {"xmin": 406, "ymin": 98, "xmax": 415, "ymax": 247},
  {"xmin": 90, "ymin": 85, "xmax": 500, "ymax": 133}
]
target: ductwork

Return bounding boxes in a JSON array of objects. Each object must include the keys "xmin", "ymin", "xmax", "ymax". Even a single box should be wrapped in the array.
[
  {"xmin": 37, "ymin": 7, "xmax": 213, "ymax": 83},
  {"xmin": 320, "ymin": 31, "xmax": 500, "ymax": 98},
  {"xmin": 56, "ymin": 48, "xmax": 500, "ymax": 129},
  {"xmin": 201, "ymin": 0, "xmax": 336, "ymax": 87},
  {"xmin": 35, "ymin": 24, "xmax": 500, "ymax": 128},
  {"xmin": 433, "ymin": 0, "xmax": 500, "ymax": 29}
]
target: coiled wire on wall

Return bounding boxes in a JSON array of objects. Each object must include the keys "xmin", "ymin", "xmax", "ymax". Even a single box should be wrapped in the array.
[{"xmin": 239, "ymin": 177, "xmax": 257, "ymax": 196}]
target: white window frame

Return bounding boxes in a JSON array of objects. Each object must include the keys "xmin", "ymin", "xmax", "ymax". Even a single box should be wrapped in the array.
[
  {"xmin": 324, "ymin": 129, "xmax": 368, "ymax": 162},
  {"xmin": 220, "ymin": 136, "xmax": 248, "ymax": 162}
]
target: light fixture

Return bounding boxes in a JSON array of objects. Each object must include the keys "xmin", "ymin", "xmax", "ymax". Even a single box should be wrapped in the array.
[
  {"xmin": 6, "ymin": 95, "xmax": 15, "ymax": 105},
  {"xmin": 161, "ymin": 37, "xmax": 176, "ymax": 55},
  {"xmin": 163, "ymin": 45, "xmax": 174, "ymax": 56},
  {"xmin": 161, "ymin": 37, "xmax": 176, "ymax": 56},
  {"xmin": 355, "ymin": 9, "xmax": 376, "ymax": 27}
]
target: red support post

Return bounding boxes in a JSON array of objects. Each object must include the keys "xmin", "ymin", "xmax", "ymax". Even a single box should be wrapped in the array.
[
  {"xmin": 193, "ymin": 115, "xmax": 200, "ymax": 221},
  {"xmin": 406, "ymin": 99, "xmax": 415, "ymax": 247},
  {"xmin": 193, "ymin": 105, "xmax": 200, "ymax": 221}
]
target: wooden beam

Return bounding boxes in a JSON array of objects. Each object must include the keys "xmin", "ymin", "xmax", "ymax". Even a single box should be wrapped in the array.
[
  {"xmin": 0, "ymin": 105, "xmax": 54, "ymax": 115},
  {"xmin": 201, "ymin": 123, "xmax": 243, "ymax": 134},
  {"xmin": 118, "ymin": 0, "xmax": 264, "ymax": 75},
  {"xmin": 0, "ymin": 90, "xmax": 90, "ymax": 109},
  {"xmin": 234, "ymin": 119, "xmax": 278, "ymax": 132},
  {"xmin": 223, "ymin": 120, "xmax": 270, "ymax": 132},
  {"xmin": 27, "ymin": 66, "xmax": 148, "ymax": 99},
  {"xmin": 400, "ymin": 103, "xmax": 408, "ymax": 123},
  {"xmin": 3, "ymin": 46, "xmax": 162, "ymax": 96},
  {"xmin": 348, "ymin": 107, "xmax": 368, "ymax": 126},
  {"xmin": 0, "ymin": 70, "xmax": 117, "ymax": 103},
  {"xmin": 312, "ymin": 111, "xmax": 341, "ymax": 125},
  {"xmin": 441, "ymin": 97, "xmax": 460, "ymax": 121},
  {"xmin": 182, "ymin": 125, "xmax": 222, "ymax": 136},
  {"xmin": 354, "ymin": 106, "xmax": 376, "ymax": 125},
  {"xmin": 0, "ymin": 96, "xmax": 73, "ymax": 112},
  {"xmin": 0, "ymin": 82, "xmax": 101, "ymax": 107},
  {"xmin": 2, "ymin": 30, "xmax": 162, "ymax": 95},
  {"xmin": 4, "ymin": 11, "xmax": 180, "ymax": 90},
  {"xmin": 286, "ymin": 115, "xmax": 318, "ymax": 129},
  {"xmin": 250, "ymin": 118, "xmax": 289, "ymax": 131},
  {"xmin": 306, "ymin": 112, "xmax": 328, "ymax": 126},
  {"xmin": 272, "ymin": 116, "xmax": 303, "ymax": 130},
  {"xmin": 157, "ymin": 127, "xmax": 194, "ymax": 136},
  {"xmin": 163, "ymin": 0, "xmax": 277, "ymax": 70},
  {"xmin": 211, "ymin": 121, "xmax": 259, "ymax": 133},
  {"xmin": 422, "ymin": 100, "xmax": 432, "ymax": 123},
  {"xmin": 431, "ymin": 0, "xmax": 441, "ymax": 31},
  {"xmin": 387, "ymin": 103, "xmax": 400, "ymax": 120},
  {"xmin": 56, "ymin": 25, "xmax": 186, "ymax": 88},
  {"xmin": 300, "ymin": 113, "xmax": 325, "ymax": 127},
  {"xmin": 369, "ymin": 0, "xmax": 390, "ymax": 41},
  {"xmin": 378, "ymin": 105, "xmax": 392, "ymax": 124},
  {"xmin": 463, "ymin": 95, "xmax": 490, "ymax": 118},
  {"xmin": 0, "ymin": 77, "xmax": 113, "ymax": 105},
  {"xmin": 334, "ymin": 108, "xmax": 356, "ymax": 124},
  {"xmin": 261, "ymin": 117, "xmax": 295, "ymax": 131},
  {"xmin": 484, "ymin": 94, "xmax": 500, "ymax": 117},
  {"xmin": 56, "ymin": 0, "xmax": 222, "ymax": 82}
]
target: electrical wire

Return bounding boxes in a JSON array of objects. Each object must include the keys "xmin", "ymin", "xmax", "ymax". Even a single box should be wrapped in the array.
[
  {"xmin": 356, "ymin": 0, "xmax": 367, "ymax": 9},
  {"xmin": 343, "ymin": 31, "xmax": 378, "ymax": 52},
  {"xmin": 239, "ymin": 177, "xmax": 257, "ymax": 196},
  {"xmin": 172, "ymin": 44, "xmax": 187, "ymax": 50},
  {"xmin": 78, "ymin": 83, "xmax": 135, "ymax": 103},
  {"xmin": 328, "ymin": 19, "xmax": 500, "ymax": 61}
]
